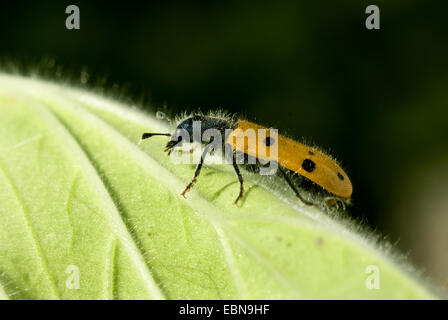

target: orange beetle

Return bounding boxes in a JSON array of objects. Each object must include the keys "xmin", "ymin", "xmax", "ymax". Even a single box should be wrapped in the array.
[{"xmin": 141, "ymin": 112, "xmax": 352, "ymax": 206}]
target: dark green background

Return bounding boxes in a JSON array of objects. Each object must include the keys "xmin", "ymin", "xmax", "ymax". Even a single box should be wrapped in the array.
[{"xmin": 1, "ymin": 1, "xmax": 447, "ymax": 291}]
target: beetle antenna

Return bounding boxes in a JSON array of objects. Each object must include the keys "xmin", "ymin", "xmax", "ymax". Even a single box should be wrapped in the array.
[{"xmin": 139, "ymin": 133, "xmax": 171, "ymax": 145}]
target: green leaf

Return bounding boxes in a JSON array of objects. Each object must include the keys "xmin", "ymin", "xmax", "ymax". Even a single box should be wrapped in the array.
[{"xmin": 0, "ymin": 73, "xmax": 436, "ymax": 299}]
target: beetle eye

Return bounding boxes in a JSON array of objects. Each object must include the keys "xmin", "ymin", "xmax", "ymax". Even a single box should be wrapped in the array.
[{"xmin": 264, "ymin": 137, "xmax": 275, "ymax": 146}]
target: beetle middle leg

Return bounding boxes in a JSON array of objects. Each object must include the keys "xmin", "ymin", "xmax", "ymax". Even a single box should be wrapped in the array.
[
  {"xmin": 232, "ymin": 151, "xmax": 244, "ymax": 204},
  {"xmin": 279, "ymin": 167, "xmax": 314, "ymax": 206}
]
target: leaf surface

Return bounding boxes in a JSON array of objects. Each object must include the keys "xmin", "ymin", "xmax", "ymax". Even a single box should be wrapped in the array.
[{"xmin": 0, "ymin": 74, "xmax": 435, "ymax": 299}]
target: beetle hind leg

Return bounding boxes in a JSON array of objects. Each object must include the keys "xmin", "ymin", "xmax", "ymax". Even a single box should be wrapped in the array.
[{"xmin": 324, "ymin": 196, "xmax": 349, "ymax": 211}]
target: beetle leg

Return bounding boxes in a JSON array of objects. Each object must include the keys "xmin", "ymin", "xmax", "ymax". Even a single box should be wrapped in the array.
[
  {"xmin": 324, "ymin": 196, "xmax": 348, "ymax": 211},
  {"xmin": 279, "ymin": 167, "xmax": 314, "ymax": 206},
  {"xmin": 181, "ymin": 144, "xmax": 211, "ymax": 197},
  {"xmin": 232, "ymin": 152, "xmax": 244, "ymax": 204}
]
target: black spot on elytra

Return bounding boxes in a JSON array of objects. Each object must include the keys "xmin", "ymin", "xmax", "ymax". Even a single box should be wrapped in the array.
[
  {"xmin": 264, "ymin": 137, "xmax": 275, "ymax": 146},
  {"xmin": 302, "ymin": 159, "xmax": 315, "ymax": 173},
  {"xmin": 337, "ymin": 172, "xmax": 344, "ymax": 181},
  {"xmin": 308, "ymin": 151, "xmax": 315, "ymax": 155}
]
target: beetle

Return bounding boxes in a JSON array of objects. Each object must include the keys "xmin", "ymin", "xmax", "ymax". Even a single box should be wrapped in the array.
[{"xmin": 140, "ymin": 112, "xmax": 353, "ymax": 207}]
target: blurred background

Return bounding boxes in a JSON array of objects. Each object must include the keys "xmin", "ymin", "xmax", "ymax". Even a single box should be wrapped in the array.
[{"xmin": 1, "ymin": 0, "xmax": 447, "ymax": 293}]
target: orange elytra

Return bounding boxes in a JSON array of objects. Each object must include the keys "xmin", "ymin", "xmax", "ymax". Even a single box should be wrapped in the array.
[{"xmin": 227, "ymin": 120, "xmax": 352, "ymax": 199}]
